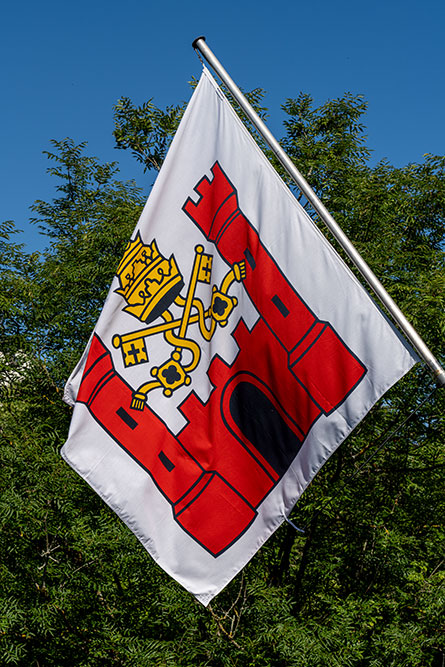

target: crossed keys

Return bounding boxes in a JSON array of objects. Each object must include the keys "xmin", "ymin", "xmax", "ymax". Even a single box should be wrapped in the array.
[{"xmin": 112, "ymin": 239, "xmax": 246, "ymax": 410}]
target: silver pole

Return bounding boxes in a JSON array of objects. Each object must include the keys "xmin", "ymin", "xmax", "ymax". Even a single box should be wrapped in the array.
[{"xmin": 192, "ymin": 36, "xmax": 445, "ymax": 387}]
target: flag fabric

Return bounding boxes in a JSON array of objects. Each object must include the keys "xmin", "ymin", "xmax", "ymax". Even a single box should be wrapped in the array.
[{"xmin": 62, "ymin": 66, "xmax": 418, "ymax": 605}]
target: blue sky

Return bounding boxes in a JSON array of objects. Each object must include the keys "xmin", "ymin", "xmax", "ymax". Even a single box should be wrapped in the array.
[{"xmin": 1, "ymin": 0, "xmax": 444, "ymax": 252}]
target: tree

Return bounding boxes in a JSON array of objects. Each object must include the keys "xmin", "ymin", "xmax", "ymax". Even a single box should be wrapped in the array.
[{"xmin": 0, "ymin": 89, "xmax": 443, "ymax": 666}]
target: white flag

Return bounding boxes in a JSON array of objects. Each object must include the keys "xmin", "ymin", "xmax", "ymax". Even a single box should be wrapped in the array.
[{"xmin": 62, "ymin": 67, "xmax": 418, "ymax": 605}]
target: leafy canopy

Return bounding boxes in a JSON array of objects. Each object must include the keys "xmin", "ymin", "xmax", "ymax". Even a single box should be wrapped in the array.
[{"xmin": 0, "ymin": 85, "xmax": 443, "ymax": 667}]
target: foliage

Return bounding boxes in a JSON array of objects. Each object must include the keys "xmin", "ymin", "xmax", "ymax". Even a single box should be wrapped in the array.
[
  {"xmin": 0, "ymin": 87, "xmax": 444, "ymax": 666},
  {"xmin": 113, "ymin": 83, "xmax": 269, "ymax": 175}
]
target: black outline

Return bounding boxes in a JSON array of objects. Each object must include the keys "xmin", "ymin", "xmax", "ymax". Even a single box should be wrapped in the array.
[
  {"xmin": 87, "ymin": 369, "xmax": 114, "ymax": 407},
  {"xmin": 288, "ymin": 320, "xmax": 319, "ymax": 360},
  {"xmin": 174, "ymin": 471, "xmax": 214, "ymax": 517},
  {"xmin": 174, "ymin": 318, "xmax": 324, "ymax": 540},
  {"xmin": 220, "ymin": 370, "xmax": 305, "ymax": 480},
  {"xmin": 78, "ymin": 161, "xmax": 369, "ymax": 558},
  {"xmin": 77, "ymin": 336, "xmax": 205, "ymax": 511},
  {"xmin": 174, "ymin": 471, "xmax": 207, "ymax": 508},
  {"xmin": 80, "ymin": 350, "xmax": 109, "ymax": 381},
  {"xmin": 173, "ymin": 470, "xmax": 258, "ymax": 558},
  {"xmin": 290, "ymin": 322, "xmax": 328, "ymax": 367},
  {"xmin": 215, "ymin": 209, "xmax": 241, "ymax": 246},
  {"xmin": 182, "ymin": 160, "xmax": 367, "ymax": 416},
  {"xmin": 78, "ymin": 336, "xmax": 258, "ymax": 558},
  {"xmin": 182, "ymin": 169, "xmax": 238, "ymax": 243},
  {"xmin": 122, "ymin": 340, "xmax": 150, "ymax": 367}
]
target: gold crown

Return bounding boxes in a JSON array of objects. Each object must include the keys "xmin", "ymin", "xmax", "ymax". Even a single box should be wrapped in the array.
[{"xmin": 115, "ymin": 232, "xmax": 184, "ymax": 323}]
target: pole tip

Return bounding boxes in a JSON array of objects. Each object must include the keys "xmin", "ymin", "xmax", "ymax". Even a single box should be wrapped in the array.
[{"xmin": 192, "ymin": 36, "xmax": 206, "ymax": 49}]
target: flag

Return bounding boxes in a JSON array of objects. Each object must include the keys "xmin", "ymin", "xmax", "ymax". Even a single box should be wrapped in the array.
[{"xmin": 62, "ymin": 66, "xmax": 418, "ymax": 605}]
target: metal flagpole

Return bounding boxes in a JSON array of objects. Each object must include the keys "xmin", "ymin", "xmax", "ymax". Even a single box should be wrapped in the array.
[{"xmin": 192, "ymin": 36, "xmax": 445, "ymax": 387}]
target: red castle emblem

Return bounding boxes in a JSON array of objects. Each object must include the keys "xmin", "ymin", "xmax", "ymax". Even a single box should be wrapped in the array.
[{"xmin": 76, "ymin": 162, "xmax": 367, "ymax": 556}]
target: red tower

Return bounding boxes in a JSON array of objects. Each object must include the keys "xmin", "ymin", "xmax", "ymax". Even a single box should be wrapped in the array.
[{"xmin": 76, "ymin": 162, "xmax": 366, "ymax": 556}]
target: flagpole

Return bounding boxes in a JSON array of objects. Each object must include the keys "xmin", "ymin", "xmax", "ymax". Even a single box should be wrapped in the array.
[{"xmin": 192, "ymin": 36, "xmax": 445, "ymax": 388}]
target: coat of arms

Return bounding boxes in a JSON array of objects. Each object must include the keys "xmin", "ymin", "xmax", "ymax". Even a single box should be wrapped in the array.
[{"xmin": 112, "ymin": 231, "xmax": 246, "ymax": 406}]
